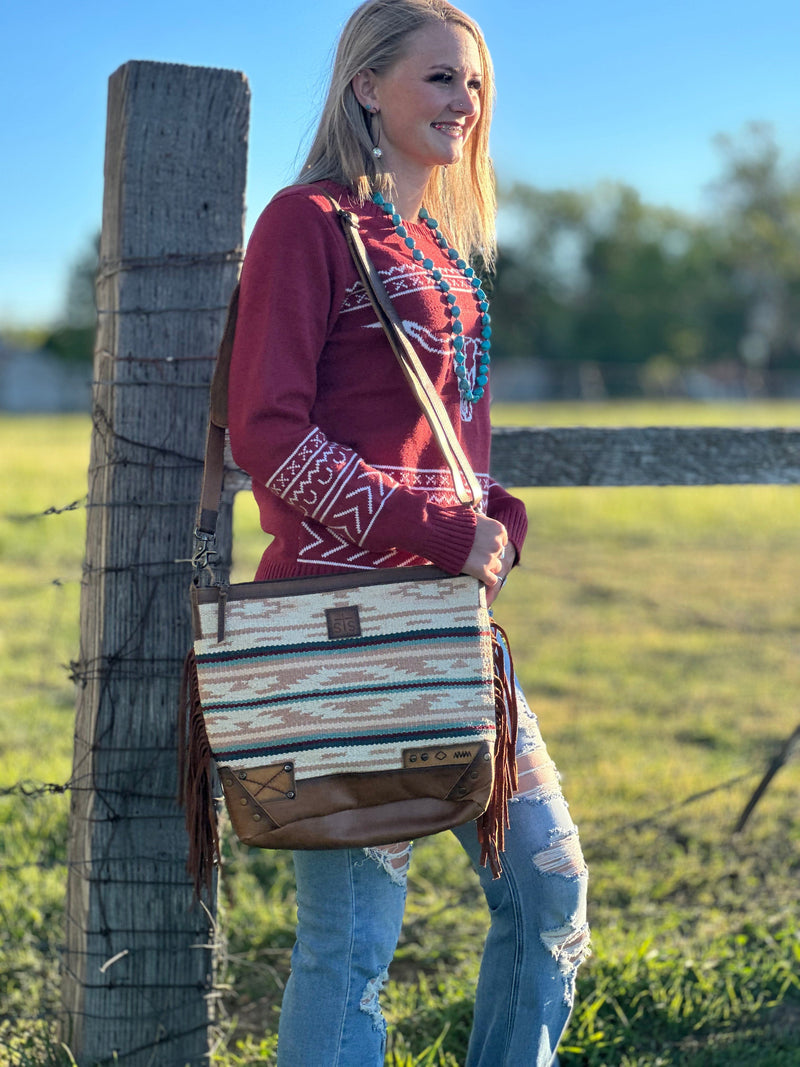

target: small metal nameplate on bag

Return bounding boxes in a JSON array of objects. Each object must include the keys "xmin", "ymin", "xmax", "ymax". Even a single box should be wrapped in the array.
[{"xmin": 325, "ymin": 606, "xmax": 361, "ymax": 639}]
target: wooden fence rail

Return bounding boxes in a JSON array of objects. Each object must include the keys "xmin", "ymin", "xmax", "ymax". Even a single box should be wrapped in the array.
[{"xmin": 489, "ymin": 426, "xmax": 800, "ymax": 487}]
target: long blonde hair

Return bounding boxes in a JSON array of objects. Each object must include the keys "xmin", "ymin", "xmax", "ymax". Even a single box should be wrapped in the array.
[{"xmin": 297, "ymin": 0, "xmax": 497, "ymax": 269}]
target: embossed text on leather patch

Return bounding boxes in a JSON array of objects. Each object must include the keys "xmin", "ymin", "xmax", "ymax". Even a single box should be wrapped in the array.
[{"xmin": 325, "ymin": 605, "xmax": 361, "ymax": 639}]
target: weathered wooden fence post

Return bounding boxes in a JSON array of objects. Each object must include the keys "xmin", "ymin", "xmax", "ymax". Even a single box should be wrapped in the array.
[{"xmin": 62, "ymin": 61, "xmax": 249, "ymax": 1064}]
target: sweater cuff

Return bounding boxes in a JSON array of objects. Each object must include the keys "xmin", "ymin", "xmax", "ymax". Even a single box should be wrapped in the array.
[
  {"xmin": 488, "ymin": 499, "xmax": 528, "ymax": 566},
  {"xmin": 417, "ymin": 503, "xmax": 478, "ymax": 575}
]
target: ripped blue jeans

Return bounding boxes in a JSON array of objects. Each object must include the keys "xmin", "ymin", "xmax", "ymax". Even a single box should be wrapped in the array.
[{"xmin": 276, "ymin": 647, "xmax": 589, "ymax": 1067}]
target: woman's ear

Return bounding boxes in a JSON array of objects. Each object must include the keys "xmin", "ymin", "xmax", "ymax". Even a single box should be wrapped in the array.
[{"xmin": 351, "ymin": 68, "xmax": 380, "ymax": 113}]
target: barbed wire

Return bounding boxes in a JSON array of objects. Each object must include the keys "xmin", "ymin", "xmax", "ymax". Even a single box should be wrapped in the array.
[
  {"xmin": 0, "ymin": 758, "xmax": 784, "ymax": 866},
  {"xmin": 90, "ymin": 381, "xmax": 215, "ymax": 391},
  {"xmin": 102, "ymin": 352, "xmax": 218, "ymax": 364},
  {"xmin": 96, "ymin": 304, "xmax": 231, "ymax": 317},
  {"xmin": 5, "ymin": 498, "xmax": 87, "ymax": 522},
  {"xmin": 0, "ymin": 780, "xmax": 69, "ymax": 799},
  {"xmin": 97, "ymin": 248, "xmax": 242, "ymax": 279},
  {"xmin": 594, "ymin": 771, "xmax": 758, "ymax": 836},
  {"xmin": 0, "ymin": 1021, "xmax": 215, "ymax": 1066}
]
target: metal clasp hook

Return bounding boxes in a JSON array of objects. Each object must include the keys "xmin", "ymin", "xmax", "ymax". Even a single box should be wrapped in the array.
[{"xmin": 191, "ymin": 528, "xmax": 220, "ymax": 586}]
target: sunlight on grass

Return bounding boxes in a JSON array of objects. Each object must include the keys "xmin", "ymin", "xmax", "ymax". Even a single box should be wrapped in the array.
[{"xmin": 1, "ymin": 407, "xmax": 798, "ymax": 1066}]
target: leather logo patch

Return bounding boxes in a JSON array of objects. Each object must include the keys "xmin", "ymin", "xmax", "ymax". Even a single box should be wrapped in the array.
[
  {"xmin": 403, "ymin": 744, "xmax": 480, "ymax": 768},
  {"xmin": 325, "ymin": 605, "xmax": 361, "ymax": 639}
]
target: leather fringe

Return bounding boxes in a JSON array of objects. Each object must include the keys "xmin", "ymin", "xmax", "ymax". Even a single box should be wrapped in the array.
[
  {"xmin": 178, "ymin": 649, "xmax": 220, "ymax": 898},
  {"xmin": 477, "ymin": 621, "xmax": 519, "ymax": 878}
]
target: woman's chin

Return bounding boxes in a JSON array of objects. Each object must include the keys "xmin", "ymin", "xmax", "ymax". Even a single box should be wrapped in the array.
[{"xmin": 429, "ymin": 143, "xmax": 465, "ymax": 169}]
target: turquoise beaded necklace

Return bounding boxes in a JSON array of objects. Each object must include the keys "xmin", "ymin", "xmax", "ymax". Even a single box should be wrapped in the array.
[{"xmin": 372, "ymin": 191, "xmax": 491, "ymax": 407}]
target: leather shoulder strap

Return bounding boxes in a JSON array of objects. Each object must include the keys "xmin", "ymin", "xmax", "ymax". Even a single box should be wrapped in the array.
[{"xmin": 196, "ymin": 284, "xmax": 239, "ymax": 536}]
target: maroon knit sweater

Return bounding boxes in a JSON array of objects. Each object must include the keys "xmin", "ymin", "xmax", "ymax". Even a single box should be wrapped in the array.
[{"xmin": 228, "ymin": 181, "xmax": 528, "ymax": 580}]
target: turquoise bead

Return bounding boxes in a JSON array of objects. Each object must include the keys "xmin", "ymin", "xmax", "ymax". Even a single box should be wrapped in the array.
[{"xmin": 369, "ymin": 190, "xmax": 491, "ymax": 407}]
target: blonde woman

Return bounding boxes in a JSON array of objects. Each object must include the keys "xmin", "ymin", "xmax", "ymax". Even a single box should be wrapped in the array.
[{"xmin": 228, "ymin": 2, "xmax": 589, "ymax": 1063}]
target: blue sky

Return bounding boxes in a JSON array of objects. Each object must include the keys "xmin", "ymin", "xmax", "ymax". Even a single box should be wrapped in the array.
[{"xmin": 1, "ymin": 0, "xmax": 798, "ymax": 326}]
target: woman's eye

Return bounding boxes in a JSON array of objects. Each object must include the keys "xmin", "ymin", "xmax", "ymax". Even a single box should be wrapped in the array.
[{"xmin": 428, "ymin": 72, "xmax": 482, "ymax": 92}]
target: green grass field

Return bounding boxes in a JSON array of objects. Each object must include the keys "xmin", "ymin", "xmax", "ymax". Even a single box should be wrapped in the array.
[{"xmin": 1, "ymin": 406, "xmax": 799, "ymax": 1066}]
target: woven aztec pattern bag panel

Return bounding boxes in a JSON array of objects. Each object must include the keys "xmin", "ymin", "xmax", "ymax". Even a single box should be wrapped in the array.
[{"xmin": 193, "ymin": 569, "xmax": 495, "ymax": 777}]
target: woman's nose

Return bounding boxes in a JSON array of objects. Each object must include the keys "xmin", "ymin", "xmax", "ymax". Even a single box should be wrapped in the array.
[{"xmin": 450, "ymin": 84, "xmax": 479, "ymax": 117}]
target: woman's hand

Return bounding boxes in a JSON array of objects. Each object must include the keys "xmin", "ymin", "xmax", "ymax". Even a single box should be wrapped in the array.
[
  {"xmin": 485, "ymin": 540, "xmax": 516, "ymax": 607},
  {"xmin": 461, "ymin": 513, "xmax": 515, "ymax": 606}
]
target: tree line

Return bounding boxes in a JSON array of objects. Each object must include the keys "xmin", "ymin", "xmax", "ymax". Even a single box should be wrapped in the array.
[{"xmin": 491, "ymin": 124, "xmax": 800, "ymax": 396}]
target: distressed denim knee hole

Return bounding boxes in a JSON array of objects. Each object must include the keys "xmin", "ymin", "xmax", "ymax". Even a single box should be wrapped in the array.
[
  {"xmin": 363, "ymin": 842, "xmax": 412, "ymax": 887},
  {"xmin": 511, "ymin": 746, "xmax": 563, "ymax": 805},
  {"xmin": 359, "ymin": 967, "xmax": 389, "ymax": 1032},
  {"xmin": 540, "ymin": 919, "xmax": 591, "ymax": 1007},
  {"xmin": 532, "ymin": 827, "xmax": 587, "ymax": 879}
]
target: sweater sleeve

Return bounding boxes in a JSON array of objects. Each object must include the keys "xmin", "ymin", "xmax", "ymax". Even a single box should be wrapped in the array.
[
  {"xmin": 486, "ymin": 480, "xmax": 528, "ymax": 564},
  {"xmin": 228, "ymin": 190, "xmax": 478, "ymax": 575}
]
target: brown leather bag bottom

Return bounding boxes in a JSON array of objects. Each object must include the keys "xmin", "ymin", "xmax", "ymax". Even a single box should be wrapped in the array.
[{"xmin": 219, "ymin": 740, "xmax": 493, "ymax": 850}]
